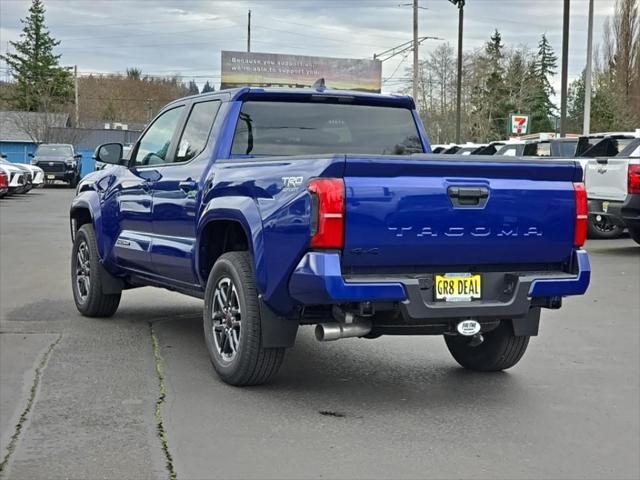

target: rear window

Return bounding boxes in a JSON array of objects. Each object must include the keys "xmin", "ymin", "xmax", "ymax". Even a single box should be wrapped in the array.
[
  {"xmin": 231, "ymin": 101, "xmax": 424, "ymax": 157},
  {"xmin": 536, "ymin": 142, "xmax": 551, "ymax": 157},
  {"xmin": 614, "ymin": 137, "xmax": 635, "ymax": 153},
  {"xmin": 556, "ymin": 141, "xmax": 577, "ymax": 157}
]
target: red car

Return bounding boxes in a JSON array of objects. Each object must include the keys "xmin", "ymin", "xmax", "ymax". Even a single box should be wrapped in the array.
[{"xmin": 0, "ymin": 170, "xmax": 9, "ymax": 198}]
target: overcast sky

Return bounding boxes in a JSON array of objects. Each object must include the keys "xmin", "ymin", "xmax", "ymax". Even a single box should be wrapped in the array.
[{"xmin": 0, "ymin": 0, "xmax": 617, "ymax": 97}]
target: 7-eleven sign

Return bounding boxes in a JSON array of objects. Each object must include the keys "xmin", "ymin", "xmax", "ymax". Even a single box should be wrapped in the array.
[{"xmin": 509, "ymin": 114, "xmax": 530, "ymax": 135}]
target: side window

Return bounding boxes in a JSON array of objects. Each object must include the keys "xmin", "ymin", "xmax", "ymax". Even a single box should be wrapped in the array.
[
  {"xmin": 133, "ymin": 106, "xmax": 185, "ymax": 166},
  {"xmin": 176, "ymin": 101, "xmax": 221, "ymax": 163}
]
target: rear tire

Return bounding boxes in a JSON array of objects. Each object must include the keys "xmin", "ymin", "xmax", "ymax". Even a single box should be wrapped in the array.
[
  {"xmin": 587, "ymin": 215, "xmax": 623, "ymax": 239},
  {"xmin": 71, "ymin": 224, "xmax": 121, "ymax": 317},
  {"xmin": 445, "ymin": 321, "xmax": 529, "ymax": 371},
  {"xmin": 203, "ymin": 252, "xmax": 285, "ymax": 386},
  {"xmin": 628, "ymin": 226, "xmax": 640, "ymax": 245}
]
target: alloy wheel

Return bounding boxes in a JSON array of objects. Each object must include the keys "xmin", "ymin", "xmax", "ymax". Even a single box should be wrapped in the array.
[
  {"xmin": 212, "ymin": 277, "xmax": 242, "ymax": 362},
  {"xmin": 75, "ymin": 240, "xmax": 91, "ymax": 302}
]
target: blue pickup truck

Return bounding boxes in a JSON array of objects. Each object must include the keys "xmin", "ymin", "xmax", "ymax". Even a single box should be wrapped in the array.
[{"xmin": 70, "ymin": 87, "xmax": 591, "ymax": 386}]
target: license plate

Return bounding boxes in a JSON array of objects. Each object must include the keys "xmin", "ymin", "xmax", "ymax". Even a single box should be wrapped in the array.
[
  {"xmin": 602, "ymin": 201, "xmax": 609, "ymax": 213},
  {"xmin": 435, "ymin": 274, "xmax": 481, "ymax": 302},
  {"xmin": 47, "ymin": 175, "xmax": 55, "ymax": 180}
]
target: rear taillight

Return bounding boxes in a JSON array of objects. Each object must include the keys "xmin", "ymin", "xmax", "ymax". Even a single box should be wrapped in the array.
[
  {"xmin": 628, "ymin": 164, "xmax": 640, "ymax": 194},
  {"xmin": 574, "ymin": 182, "xmax": 588, "ymax": 247},
  {"xmin": 308, "ymin": 178, "xmax": 345, "ymax": 249}
]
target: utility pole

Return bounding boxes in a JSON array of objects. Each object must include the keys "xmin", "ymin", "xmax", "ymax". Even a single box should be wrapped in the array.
[
  {"xmin": 583, "ymin": 0, "xmax": 594, "ymax": 135},
  {"xmin": 559, "ymin": 0, "xmax": 570, "ymax": 137},
  {"xmin": 412, "ymin": 0, "xmax": 419, "ymax": 102},
  {"xmin": 247, "ymin": 9, "xmax": 251, "ymax": 53},
  {"xmin": 455, "ymin": 1, "xmax": 464, "ymax": 143},
  {"xmin": 74, "ymin": 65, "xmax": 79, "ymax": 128}
]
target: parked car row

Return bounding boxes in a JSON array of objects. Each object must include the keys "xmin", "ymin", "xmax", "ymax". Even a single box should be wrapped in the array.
[
  {"xmin": 432, "ymin": 132, "xmax": 640, "ymax": 243},
  {"xmin": 0, "ymin": 143, "xmax": 84, "ymax": 198},
  {"xmin": 0, "ymin": 153, "xmax": 45, "ymax": 198}
]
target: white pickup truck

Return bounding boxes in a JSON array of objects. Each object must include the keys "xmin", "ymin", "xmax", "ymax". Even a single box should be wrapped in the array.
[{"xmin": 585, "ymin": 138, "xmax": 640, "ymax": 244}]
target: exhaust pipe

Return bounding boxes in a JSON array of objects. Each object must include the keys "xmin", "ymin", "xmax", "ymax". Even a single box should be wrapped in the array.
[{"xmin": 315, "ymin": 320, "xmax": 372, "ymax": 341}]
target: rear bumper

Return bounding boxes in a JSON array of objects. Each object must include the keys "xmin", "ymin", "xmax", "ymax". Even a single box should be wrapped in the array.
[
  {"xmin": 589, "ymin": 194, "xmax": 640, "ymax": 230},
  {"xmin": 289, "ymin": 250, "xmax": 590, "ymax": 320}
]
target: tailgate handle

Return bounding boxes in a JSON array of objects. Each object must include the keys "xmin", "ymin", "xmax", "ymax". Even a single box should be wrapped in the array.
[{"xmin": 448, "ymin": 186, "xmax": 489, "ymax": 207}]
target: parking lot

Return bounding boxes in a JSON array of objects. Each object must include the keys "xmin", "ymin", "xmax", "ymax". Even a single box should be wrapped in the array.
[{"xmin": 0, "ymin": 188, "xmax": 638, "ymax": 479}]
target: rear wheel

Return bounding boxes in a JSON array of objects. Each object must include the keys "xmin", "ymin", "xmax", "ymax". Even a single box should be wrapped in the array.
[
  {"xmin": 588, "ymin": 215, "xmax": 624, "ymax": 239},
  {"xmin": 71, "ymin": 224, "xmax": 121, "ymax": 317},
  {"xmin": 203, "ymin": 252, "xmax": 285, "ymax": 386},
  {"xmin": 445, "ymin": 321, "xmax": 529, "ymax": 371}
]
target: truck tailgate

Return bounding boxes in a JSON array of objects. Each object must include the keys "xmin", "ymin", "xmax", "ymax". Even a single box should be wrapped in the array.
[
  {"xmin": 342, "ymin": 155, "xmax": 581, "ymax": 268},
  {"xmin": 585, "ymin": 158, "xmax": 629, "ymax": 201}
]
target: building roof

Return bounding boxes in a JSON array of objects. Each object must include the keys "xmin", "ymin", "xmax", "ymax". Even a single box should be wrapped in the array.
[{"xmin": 0, "ymin": 111, "xmax": 70, "ymax": 143}]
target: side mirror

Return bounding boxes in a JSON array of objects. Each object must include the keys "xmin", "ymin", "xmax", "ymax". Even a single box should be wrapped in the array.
[
  {"xmin": 27, "ymin": 153, "xmax": 34, "ymax": 158},
  {"xmin": 93, "ymin": 143, "xmax": 123, "ymax": 165},
  {"xmin": 74, "ymin": 153, "xmax": 82, "ymax": 159},
  {"xmin": 0, "ymin": 153, "xmax": 7, "ymax": 159}
]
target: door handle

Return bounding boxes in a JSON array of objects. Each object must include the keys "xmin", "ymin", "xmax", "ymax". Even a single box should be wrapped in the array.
[
  {"xmin": 179, "ymin": 180, "xmax": 198, "ymax": 192},
  {"xmin": 448, "ymin": 186, "xmax": 489, "ymax": 207}
]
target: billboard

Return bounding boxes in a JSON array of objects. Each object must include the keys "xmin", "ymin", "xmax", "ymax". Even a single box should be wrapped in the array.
[{"xmin": 221, "ymin": 51, "xmax": 382, "ymax": 93}]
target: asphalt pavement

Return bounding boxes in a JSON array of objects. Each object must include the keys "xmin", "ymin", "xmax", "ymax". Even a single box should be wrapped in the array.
[{"xmin": 1, "ymin": 188, "xmax": 639, "ymax": 480}]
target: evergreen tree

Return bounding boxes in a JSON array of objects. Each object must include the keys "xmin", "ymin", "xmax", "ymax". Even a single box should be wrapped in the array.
[
  {"xmin": 590, "ymin": 71, "xmax": 617, "ymax": 132},
  {"xmin": 567, "ymin": 72, "xmax": 585, "ymax": 133},
  {"xmin": 126, "ymin": 68, "xmax": 142, "ymax": 80},
  {"xmin": 0, "ymin": 0, "xmax": 72, "ymax": 111},
  {"xmin": 528, "ymin": 34, "xmax": 558, "ymax": 132},
  {"xmin": 187, "ymin": 80, "xmax": 199, "ymax": 95},
  {"xmin": 471, "ymin": 30, "xmax": 509, "ymax": 140},
  {"xmin": 504, "ymin": 48, "xmax": 531, "ymax": 114},
  {"xmin": 536, "ymin": 34, "xmax": 557, "ymax": 97},
  {"xmin": 201, "ymin": 81, "xmax": 215, "ymax": 93}
]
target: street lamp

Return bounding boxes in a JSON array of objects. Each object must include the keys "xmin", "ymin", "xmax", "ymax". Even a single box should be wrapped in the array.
[{"xmin": 449, "ymin": 0, "xmax": 465, "ymax": 143}]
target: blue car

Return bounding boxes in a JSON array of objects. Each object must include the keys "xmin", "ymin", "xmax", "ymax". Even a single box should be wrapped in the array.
[{"xmin": 70, "ymin": 87, "xmax": 590, "ymax": 386}]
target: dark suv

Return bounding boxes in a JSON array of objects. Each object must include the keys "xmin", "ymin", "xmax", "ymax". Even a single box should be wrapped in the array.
[{"xmin": 30, "ymin": 144, "xmax": 82, "ymax": 187}]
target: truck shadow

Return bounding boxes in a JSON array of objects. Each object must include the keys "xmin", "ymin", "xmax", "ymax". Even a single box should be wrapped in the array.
[
  {"xmin": 147, "ymin": 312, "xmax": 534, "ymax": 414},
  {"xmin": 588, "ymin": 245, "xmax": 639, "ymax": 256}
]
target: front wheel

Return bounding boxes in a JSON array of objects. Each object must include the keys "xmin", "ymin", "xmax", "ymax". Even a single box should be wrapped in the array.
[
  {"xmin": 203, "ymin": 252, "xmax": 285, "ymax": 386},
  {"xmin": 587, "ymin": 215, "xmax": 624, "ymax": 239},
  {"xmin": 71, "ymin": 224, "xmax": 121, "ymax": 317},
  {"xmin": 445, "ymin": 321, "xmax": 529, "ymax": 371}
]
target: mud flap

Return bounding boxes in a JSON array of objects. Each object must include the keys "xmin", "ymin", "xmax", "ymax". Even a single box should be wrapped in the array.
[
  {"xmin": 98, "ymin": 261, "xmax": 125, "ymax": 295},
  {"xmin": 259, "ymin": 296, "xmax": 298, "ymax": 348},
  {"xmin": 511, "ymin": 307, "xmax": 541, "ymax": 336}
]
